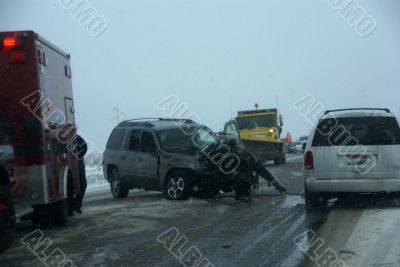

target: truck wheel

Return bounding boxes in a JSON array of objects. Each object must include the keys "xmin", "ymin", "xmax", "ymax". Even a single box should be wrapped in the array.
[
  {"xmin": 164, "ymin": 171, "xmax": 191, "ymax": 200},
  {"xmin": 110, "ymin": 168, "xmax": 129, "ymax": 198},
  {"xmin": 281, "ymin": 154, "xmax": 286, "ymax": 164},
  {"xmin": 234, "ymin": 183, "xmax": 252, "ymax": 198}
]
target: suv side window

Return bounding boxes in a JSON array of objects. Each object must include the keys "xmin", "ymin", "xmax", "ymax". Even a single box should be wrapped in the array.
[
  {"xmin": 127, "ymin": 130, "xmax": 141, "ymax": 151},
  {"xmin": 141, "ymin": 131, "xmax": 157, "ymax": 153},
  {"xmin": 106, "ymin": 129, "xmax": 126, "ymax": 150}
]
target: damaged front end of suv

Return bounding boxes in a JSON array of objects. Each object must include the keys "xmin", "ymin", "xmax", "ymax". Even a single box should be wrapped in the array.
[{"xmin": 156, "ymin": 121, "xmax": 286, "ymax": 199}]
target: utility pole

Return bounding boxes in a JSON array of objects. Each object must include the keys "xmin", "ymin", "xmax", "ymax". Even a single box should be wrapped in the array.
[
  {"xmin": 111, "ymin": 105, "xmax": 124, "ymax": 124},
  {"xmin": 276, "ymin": 95, "xmax": 279, "ymax": 112},
  {"xmin": 229, "ymin": 94, "xmax": 232, "ymax": 119}
]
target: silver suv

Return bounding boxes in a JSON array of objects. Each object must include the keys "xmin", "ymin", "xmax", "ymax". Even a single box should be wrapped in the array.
[
  {"xmin": 103, "ymin": 118, "xmax": 260, "ymax": 200},
  {"xmin": 304, "ymin": 108, "xmax": 400, "ymax": 207}
]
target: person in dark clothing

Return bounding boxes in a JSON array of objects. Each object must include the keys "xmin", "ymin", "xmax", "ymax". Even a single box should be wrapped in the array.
[{"xmin": 74, "ymin": 135, "xmax": 87, "ymax": 214}]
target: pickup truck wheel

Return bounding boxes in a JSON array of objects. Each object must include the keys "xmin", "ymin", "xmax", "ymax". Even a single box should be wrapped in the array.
[
  {"xmin": 110, "ymin": 168, "xmax": 129, "ymax": 198},
  {"xmin": 164, "ymin": 171, "xmax": 191, "ymax": 200}
]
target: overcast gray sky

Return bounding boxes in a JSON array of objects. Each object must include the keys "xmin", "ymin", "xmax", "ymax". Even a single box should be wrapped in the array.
[{"xmin": 1, "ymin": 0, "xmax": 399, "ymax": 150}]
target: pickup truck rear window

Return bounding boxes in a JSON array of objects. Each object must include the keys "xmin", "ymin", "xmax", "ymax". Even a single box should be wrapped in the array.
[{"xmin": 312, "ymin": 116, "xmax": 400, "ymax": 146}]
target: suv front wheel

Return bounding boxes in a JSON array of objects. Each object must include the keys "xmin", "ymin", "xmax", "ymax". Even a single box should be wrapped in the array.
[
  {"xmin": 110, "ymin": 168, "xmax": 129, "ymax": 198},
  {"xmin": 164, "ymin": 171, "xmax": 191, "ymax": 200}
]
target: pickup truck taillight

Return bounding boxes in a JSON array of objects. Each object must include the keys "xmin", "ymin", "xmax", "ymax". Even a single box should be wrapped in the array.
[{"xmin": 304, "ymin": 151, "xmax": 314, "ymax": 170}]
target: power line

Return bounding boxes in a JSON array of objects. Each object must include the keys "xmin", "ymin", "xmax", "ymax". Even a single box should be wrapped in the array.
[{"xmin": 111, "ymin": 105, "xmax": 124, "ymax": 124}]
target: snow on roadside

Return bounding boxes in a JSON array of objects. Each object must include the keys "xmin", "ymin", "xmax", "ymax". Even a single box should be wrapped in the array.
[
  {"xmin": 305, "ymin": 208, "xmax": 400, "ymax": 267},
  {"xmin": 86, "ymin": 166, "xmax": 109, "ymax": 192}
]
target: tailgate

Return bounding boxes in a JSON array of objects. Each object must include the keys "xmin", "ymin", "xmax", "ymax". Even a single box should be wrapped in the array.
[{"xmin": 311, "ymin": 116, "xmax": 400, "ymax": 180}]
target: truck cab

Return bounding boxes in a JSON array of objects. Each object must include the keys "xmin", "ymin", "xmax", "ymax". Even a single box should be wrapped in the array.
[{"xmin": 235, "ymin": 108, "xmax": 286, "ymax": 164}]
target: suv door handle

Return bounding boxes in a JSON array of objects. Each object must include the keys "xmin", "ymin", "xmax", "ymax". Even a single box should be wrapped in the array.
[
  {"xmin": 138, "ymin": 158, "xmax": 143, "ymax": 162},
  {"xmin": 120, "ymin": 156, "xmax": 126, "ymax": 160}
]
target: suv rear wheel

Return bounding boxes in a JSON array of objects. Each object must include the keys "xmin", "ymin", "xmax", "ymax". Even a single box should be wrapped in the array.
[
  {"xmin": 110, "ymin": 168, "xmax": 129, "ymax": 198},
  {"xmin": 164, "ymin": 171, "xmax": 191, "ymax": 200}
]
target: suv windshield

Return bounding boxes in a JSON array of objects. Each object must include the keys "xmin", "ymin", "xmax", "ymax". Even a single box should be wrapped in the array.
[
  {"xmin": 236, "ymin": 114, "xmax": 276, "ymax": 130},
  {"xmin": 156, "ymin": 126, "xmax": 219, "ymax": 154},
  {"xmin": 312, "ymin": 116, "xmax": 400, "ymax": 146}
]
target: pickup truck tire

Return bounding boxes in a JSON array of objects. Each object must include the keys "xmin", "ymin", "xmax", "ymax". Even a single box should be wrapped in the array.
[
  {"xmin": 164, "ymin": 171, "xmax": 191, "ymax": 200},
  {"xmin": 110, "ymin": 168, "xmax": 129, "ymax": 198}
]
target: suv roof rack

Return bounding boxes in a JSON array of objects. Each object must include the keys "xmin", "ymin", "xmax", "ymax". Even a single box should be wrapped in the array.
[
  {"xmin": 117, "ymin": 118, "xmax": 195, "ymax": 127},
  {"xmin": 324, "ymin": 108, "xmax": 391, "ymax": 115},
  {"xmin": 123, "ymin": 118, "xmax": 161, "ymax": 122},
  {"xmin": 158, "ymin": 118, "xmax": 195, "ymax": 124}
]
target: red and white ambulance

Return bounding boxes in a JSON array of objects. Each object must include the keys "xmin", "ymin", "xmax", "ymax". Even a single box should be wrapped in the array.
[{"xmin": 0, "ymin": 31, "xmax": 81, "ymax": 249}]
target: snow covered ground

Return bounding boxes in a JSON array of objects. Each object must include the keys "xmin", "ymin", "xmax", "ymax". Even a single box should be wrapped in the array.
[{"xmin": 86, "ymin": 166, "xmax": 109, "ymax": 193}]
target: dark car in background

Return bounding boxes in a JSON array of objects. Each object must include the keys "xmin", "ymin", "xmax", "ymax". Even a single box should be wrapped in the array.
[{"xmin": 103, "ymin": 118, "xmax": 259, "ymax": 200}]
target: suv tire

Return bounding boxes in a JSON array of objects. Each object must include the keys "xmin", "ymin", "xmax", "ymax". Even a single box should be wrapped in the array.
[
  {"xmin": 234, "ymin": 182, "xmax": 252, "ymax": 198},
  {"xmin": 110, "ymin": 168, "xmax": 129, "ymax": 198},
  {"xmin": 164, "ymin": 171, "xmax": 191, "ymax": 200}
]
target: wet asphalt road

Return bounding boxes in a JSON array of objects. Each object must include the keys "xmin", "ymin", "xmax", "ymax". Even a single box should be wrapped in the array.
[{"xmin": 1, "ymin": 154, "xmax": 399, "ymax": 267}]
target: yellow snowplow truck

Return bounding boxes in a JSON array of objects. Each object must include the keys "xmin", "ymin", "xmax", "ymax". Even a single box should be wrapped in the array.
[{"xmin": 235, "ymin": 108, "xmax": 286, "ymax": 164}]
